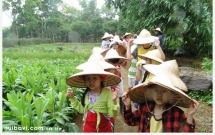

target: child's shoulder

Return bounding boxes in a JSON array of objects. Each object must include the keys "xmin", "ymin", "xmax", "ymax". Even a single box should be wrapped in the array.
[{"xmin": 102, "ymin": 87, "xmax": 112, "ymax": 93}]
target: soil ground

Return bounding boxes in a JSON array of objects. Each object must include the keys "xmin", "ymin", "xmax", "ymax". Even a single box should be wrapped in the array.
[{"xmin": 73, "ymin": 57, "xmax": 213, "ymax": 133}]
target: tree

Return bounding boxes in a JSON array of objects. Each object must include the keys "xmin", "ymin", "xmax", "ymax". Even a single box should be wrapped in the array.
[
  {"xmin": 71, "ymin": 20, "xmax": 91, "ymax": 42},
  {"xmin": 105, "ymin": 0, "xmax": 212, "ymax": 57}
]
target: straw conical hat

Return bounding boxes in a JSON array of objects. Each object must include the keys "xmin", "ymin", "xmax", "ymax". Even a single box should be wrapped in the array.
[
  {"xmin": 66, "ymin": 62, "xmax": 121, "ymax": 88},
  {"xmin": 104, "ymin": 48, "xmax": 127, "ymax": 63},
  {"xmin": 128, "ymin": 73, "xmax": 193, "ymax": 108},
  {"xmin": 153, "ymin": 28, "xmax": 162, "ymax": 33},
  {"xmin": 101, "ymin": 32, "xmax": 111, "ymax": 39},
  {"xmin": 138, "ymin": 49, "xmax": 164, "ymax": 63},
  {"xmin": 123, "ymin": 32, "xmax": 133, "ymax": 38},
  {"xmin": 92, "ymin": 47, "xmax": 109, "ymax": 57},
  {"xmin": 76, "ymin": 53, "xmax": 116, "ymax": 70},
  {"xmin": 133, "ymin": 29, "xmax": 158, "ymax": 44},
  {"xmin": 110, "ymin": 35, "xmax": 123, "ymax": 45},
  {"xmin": 143, "ymin": 60, "xmax": 188, "ymax": 91}
]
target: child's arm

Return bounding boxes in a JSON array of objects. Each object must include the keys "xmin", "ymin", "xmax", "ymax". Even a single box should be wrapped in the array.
[
  {"xmin": 154, "ymin": 38, "xmax": 165, "ymax": 60},
  {"xmin": 107, "ymin": 89, "xmax": 119, "ymax": 117},
  {"xmin": 66, "ymin": 88, "xmax": 84, "ymax": 114},
  {"xmin": 121, "ymin": 92, "xmax": 141, "ymax": 126},
  {"xmin": 126, "ymin": 39, "xmax": 135, "ymax": 60},
  {"xmin": 186, "ymin": 99, "xmax": 199, "ymax": 124},
  {"xmin": 135, "ymin": 68, "xmax": 142, "ymax": 82},
  {"xmin": 178, "ymin": 100, "xmax": 199, "ymax": 132}
]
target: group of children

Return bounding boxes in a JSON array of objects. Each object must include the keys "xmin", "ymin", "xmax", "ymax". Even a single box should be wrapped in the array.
[{"xmin": 65, "ymin": 28, "xmax": 199, "ymax": 133}]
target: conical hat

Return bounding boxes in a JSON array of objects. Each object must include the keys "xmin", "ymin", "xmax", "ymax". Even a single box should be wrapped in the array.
[
  {"xmin": 110, "ymin": 35, "xmax": 123, "ymax": 44},
  {"xmin": 123, "ymin": 32, "xmax": 133, "ymax": 38},
  {"xmin": 153, "ymin": 28, "xmax": 162, "ymax": 33},
  {"xmin": 92, "ymin": 47, "xmax": 109, "ymax": 57},
  {"xmin": 128, "ymin": 73, "xmax": 193, "ymax": 108},
  {"xmin": 133, "ymin": 29, "xmax": 158, "ymax": 44},
  {"xmin": 138, "ymin": 49, "xmax": 164, "ymax": 63},
  {"xmin": 76, "ymin": 53, "xmax": 116, "ymax": 70},
  {"xmin": 143, "ymin": 60, "xmax": 188, "ymax": 91},
  {"xmin": 101, "ymin": 32, "xmax": 111, "ymax": 39},
  {"xmin": 66, "ymin": 62, "xmax": 121, "ymax": 88},
  {"xmin": 104, "ymin": 48, "xmax": 127, "ymax": 63}
]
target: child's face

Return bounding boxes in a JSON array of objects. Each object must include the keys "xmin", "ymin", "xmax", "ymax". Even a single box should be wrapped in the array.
[
  {"xmin": 85, "ymin": 75, "xmax": 102, "ymax": 91},
  {"xmin": 141, "ymin": 43, "xmax": 150, "ymax": 48},
  {"xmin": 112, "ymin": 44, "xmax": 119, "ymax": 50},
  {"xmin": 151, "ymin": 85, "xmax": 171, "ymax": 105}
]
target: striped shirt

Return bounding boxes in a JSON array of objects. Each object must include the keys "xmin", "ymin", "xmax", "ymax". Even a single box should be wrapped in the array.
[{"xmin": 128, "ymin": 59, "xmax": 137, "ymax": 78}]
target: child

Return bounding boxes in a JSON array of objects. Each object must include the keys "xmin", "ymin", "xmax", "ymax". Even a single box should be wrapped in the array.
[
  {"xmin": 153, "ymin": 28, "xmax": 164, "ymax": 49},
  {"xmin": 127, "ymin": 29, "xmax": 155, "ymax": 84},
  {"xmin": 130, "ymin": 36, "xmax": 165, "ymax": 109},
  {"xmin": 127, "ymin": 34, "xmax": 138, "ymax": 91},
  {"xmin": 66, "ymin": 62, "xmax": 121, "ymax": 132},
  {"xmin": 101, "ymin": 32, "xmax": 111, "ymax": 49},
  {"xmin": 137, "ymin": 48, "xmax": 165, "ymax": 83},
  {"xmin": 122, "ymin": 32, "xmax": 133, "ymax": 47},
  {"xmin": 104, "ymin": 48, "xmax": 127, "ymax": 114},
  {"xmin": 122, "ymin": 70, "xmax": 199, "ymax": 132},
  {"xmin": 109, "ymin": 35, "xmax": 127, "ymax": 57}
]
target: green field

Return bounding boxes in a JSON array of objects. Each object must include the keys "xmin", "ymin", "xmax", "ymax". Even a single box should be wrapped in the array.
[{"xmin": 2, "ymin": 44, "xmax": 98, "ymax": 132}]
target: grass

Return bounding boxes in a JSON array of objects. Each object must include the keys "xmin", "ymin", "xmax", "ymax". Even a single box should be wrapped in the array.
[{"xmin": 3, "ymin": 44, "xmax": 97, "ymax": 60}]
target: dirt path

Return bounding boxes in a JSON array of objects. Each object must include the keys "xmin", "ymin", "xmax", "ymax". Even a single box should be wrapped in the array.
[{"xmin": 73, "ymin": 68, "xmax": 212, "ymax": 133}]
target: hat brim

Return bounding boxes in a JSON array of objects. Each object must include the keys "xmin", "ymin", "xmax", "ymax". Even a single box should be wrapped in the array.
[
  {"xmin": 133, "ymin": 36, "xmax": 157, "ymax": 44},
  {"xmin": 66, "ymin": 71, "xmax": 121, "ymax": 88},
  {"xmin": 105, "ymin": 55, "xmax": 127, "ymax": 64},
  {"xmin": 138, "ymin": 54, "xmax": 164, "ymax": 63},
  {"xmin": 128, "ymin": 75, "xmax": 193, "ymax": 108}
]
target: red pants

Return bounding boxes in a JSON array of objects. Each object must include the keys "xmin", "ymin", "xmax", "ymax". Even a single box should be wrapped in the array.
[{"xmin": 83, "ymin": 111, "xmax": 113, "ymax": 132}]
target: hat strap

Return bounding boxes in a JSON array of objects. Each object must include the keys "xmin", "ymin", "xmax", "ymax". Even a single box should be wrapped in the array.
[{"xmin": 144, "ymin": 93, "xmax": 182, "ymax": 116}]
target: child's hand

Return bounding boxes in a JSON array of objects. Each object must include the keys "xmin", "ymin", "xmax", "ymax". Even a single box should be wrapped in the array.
[
  {"xmin": 154, "ymin": 38, "xmax": 160, "ymax": 48},
  {"xmin": 66, "ymin": 88, "xmax": 74, "ymax": 99},
  {"xmin": 128, "ymin": 39, "xmax": 134, "ymax": 47},
  {"xmin": 122, "ymin": 92, "xmax": 131, "ymax": 110},
  {"xmin": 187, "ymin": 99, "xmax": 199, "ymax": 116},
  {"xmin": 112, "ymin": 87, "xmax": 119, "ymax": 101}
]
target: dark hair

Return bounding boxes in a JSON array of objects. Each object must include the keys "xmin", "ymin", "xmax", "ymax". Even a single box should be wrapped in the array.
[
  {"xmin": 134, "ymin": 34, "xmax": 138, "ymax": 39},
  {"xmin": 108, "ymin": 58, "xmax": 120, "ymax": 64},
  {"xmin": 110, "ymin": 41, "xmax": 118, "ymax": 48},
  {"xmin": 80, "ymin": 76, "xmax": 105, "ymax": 106}
]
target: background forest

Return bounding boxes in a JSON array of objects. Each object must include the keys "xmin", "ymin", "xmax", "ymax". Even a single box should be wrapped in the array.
[{"xmin": 2, "ymin": 0, "xmax": 212, "ymax": 57}]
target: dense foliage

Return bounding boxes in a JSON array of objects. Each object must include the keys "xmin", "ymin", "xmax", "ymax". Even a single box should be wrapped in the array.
[
  {"xmin": 105, "ymin": 0, "xmax": 212, "ymax": 57},
  {"xmin": 2, "ymin": 0, "xmax": 119, "ymax": 43},
  {"xmin": 2, "ymin": 44, "xmax": 95, "ymax": 132}
]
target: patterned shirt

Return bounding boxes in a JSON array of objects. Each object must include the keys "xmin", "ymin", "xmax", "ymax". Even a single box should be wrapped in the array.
[
  {"xmin": 122, "ymin": 102, "xmax": 196, "ymax": 132},
  {"xmin": 88, "ymin": 92, "xmax": 100, "ymax": 105}
]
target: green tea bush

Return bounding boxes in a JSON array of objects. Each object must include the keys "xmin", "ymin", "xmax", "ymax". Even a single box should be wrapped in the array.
[{"xmin": 201, "ymin": 57, "xmax": 212, "ymax": 73}]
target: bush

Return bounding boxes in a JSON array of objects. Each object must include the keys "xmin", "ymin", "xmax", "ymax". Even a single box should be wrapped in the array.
[
  {"xmin": 188, "ymin": 89, "xmax": 212, "ymax": 105},
  {"xmin": 201, "ymin": 57, "xmax": 212, "ymax": 73}
]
